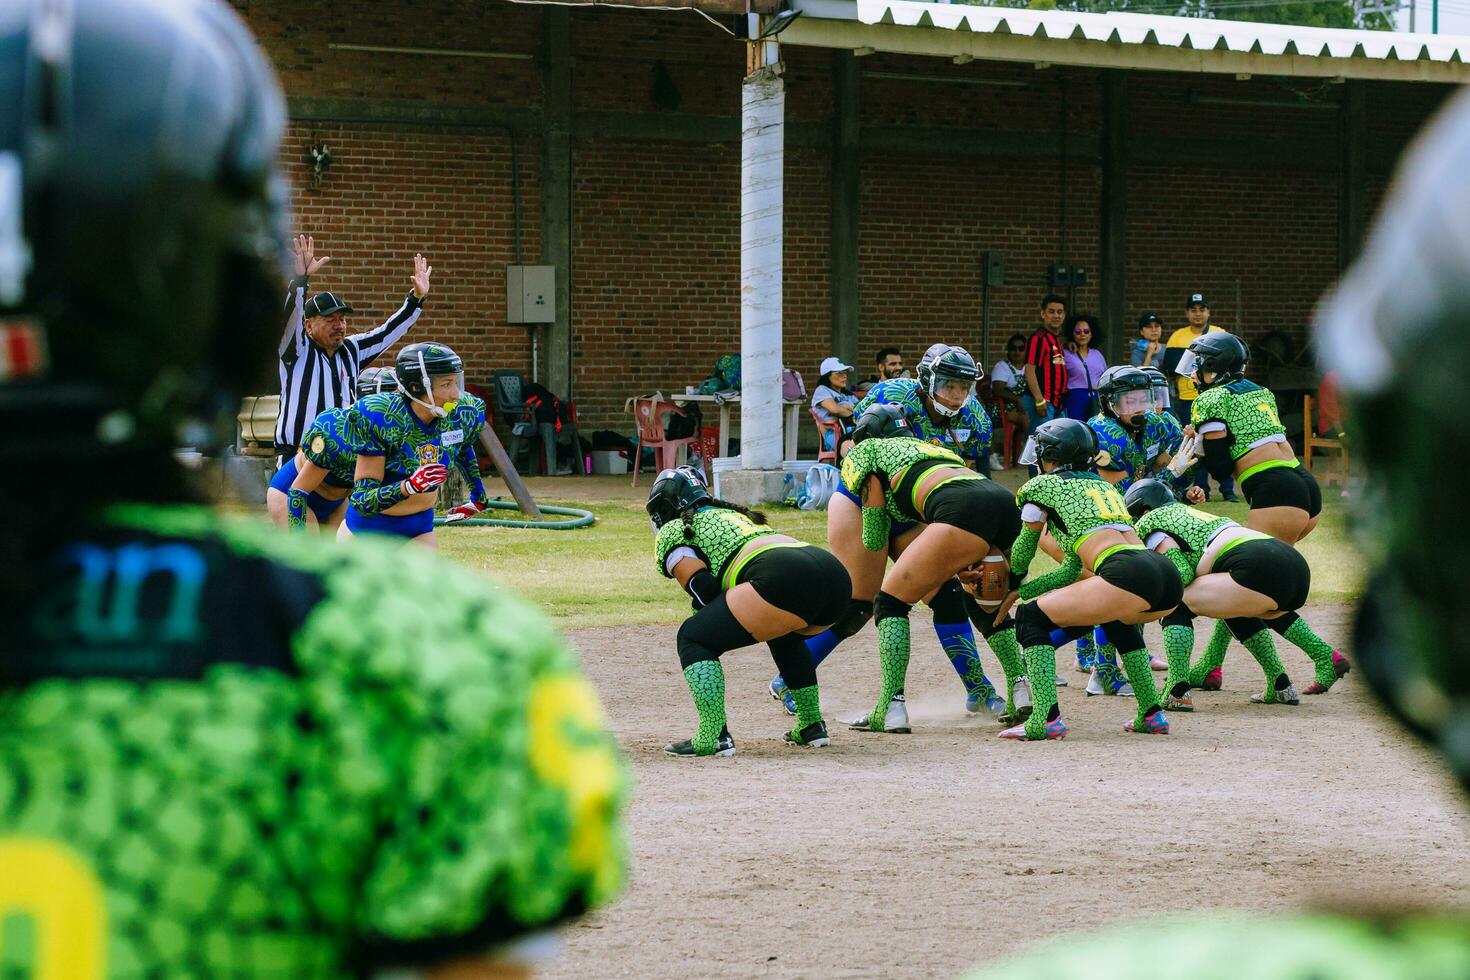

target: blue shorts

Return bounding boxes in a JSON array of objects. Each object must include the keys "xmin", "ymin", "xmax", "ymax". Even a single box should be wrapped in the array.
[
  {"xmin": 269, "ymin": 457, "xmax": 347, "ymax": 523},
  {"xmin": 833, "ymin": 483, "xmax": 918, "ymax": 537},
  {"xmin": 344, "ymin": 504, "xmax": 436, "ymax": 539}
]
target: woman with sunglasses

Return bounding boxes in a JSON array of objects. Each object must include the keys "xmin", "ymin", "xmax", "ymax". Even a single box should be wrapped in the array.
[{"xmin": 1062, "ymin": 315, "xmax": 1108, "ymax": 422}]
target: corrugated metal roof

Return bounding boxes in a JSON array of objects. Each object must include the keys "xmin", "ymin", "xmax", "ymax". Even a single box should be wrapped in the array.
[{"xmin": 786, "ymin": 0, "xmax": 1470, "ymax": 79}]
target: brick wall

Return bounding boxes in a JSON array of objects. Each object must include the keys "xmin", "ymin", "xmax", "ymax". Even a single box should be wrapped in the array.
[{"xmin": 234, "ymin": 0, "xmax": 1451, "ymax": 434}]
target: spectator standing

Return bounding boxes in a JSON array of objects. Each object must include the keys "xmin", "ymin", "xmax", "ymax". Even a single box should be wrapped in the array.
[
  {"xmin": 991, "ymin": 333, "xmax": 1031, "ymax": 467},
  {"xmin": 1132, "ymin": 313, "xmax": 1164, "ymax": 367},
  {"xmin": 275, "ymin": 240, "xmax": 431, "ymax": 457},
  {"xmin": 1165, "ymin": 293, "xmax": 1237, "ymax": 501},
  {"xmin": 811, "ymin": 356, "xmax": 859, "ymax": 453},
  {"xmin": 1062, "ymin": 313, "xmax": 1107, "ymax": 421},
  {"xmin": 1023, "ymin": 293, "xmax": 1068, "ymax": 430}
]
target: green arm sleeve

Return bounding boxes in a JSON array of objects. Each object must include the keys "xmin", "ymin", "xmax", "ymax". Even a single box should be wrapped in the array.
[
  {"xmin": 286, "ymin": 488, "xmax": 309, "ymax": 530},
  {"xmin": 1018, "ymin": 553, "xmax": 1083, "ymax": 601},
  {"xmin": 1164, "ymin": 548, "xmax": 1197, "ymax": 588},
  {"xmin": 861, "ymin": 506, "xmax": 891, "ymax": 551},
  {"xmin": 350, "ymin": 476, "xmax": 412, "ymax": 516},
  {"xmin": 1010, "ymin": 525, "xmax": 1040, "ymax": 578}
]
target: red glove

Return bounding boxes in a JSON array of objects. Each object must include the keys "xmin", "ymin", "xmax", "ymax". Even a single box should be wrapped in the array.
[
  {"xmin": 405, "ymin": 462, "xmax": 448, "ymax": 493},
  {"xmin": 443, "ymin": 500, "xmax": 486, "ymax": 524}
]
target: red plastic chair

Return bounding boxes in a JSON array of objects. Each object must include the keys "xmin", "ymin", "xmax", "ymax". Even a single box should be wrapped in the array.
[
  {"xmin": 810, "ymin": 409, "xmax": 841, "ymax": 465},
  {"xmin": 630, "ymin": 397, "xmax": 698, "ymax": 486}
]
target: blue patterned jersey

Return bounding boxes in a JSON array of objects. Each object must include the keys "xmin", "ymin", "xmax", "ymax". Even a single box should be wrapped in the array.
[
  {"xmin": 301, "ymin": 408, "xmax": 358, "ymax": 489},
  {"xmin": 855, "ymin": 378, "xmax": 991, "ymax": 464},
  {"xmin": 1088, "ymin": 412, "xmax": 1184, "ymax": 491},
  {"xmin": 347, "ymin": 392, "xmax": 470, "ymax": 482}
]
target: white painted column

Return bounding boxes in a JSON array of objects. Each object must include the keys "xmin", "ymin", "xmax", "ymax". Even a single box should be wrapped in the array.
[{"xmin": 739, "ymin": 63, "xmax": 784, "ymax": 474}]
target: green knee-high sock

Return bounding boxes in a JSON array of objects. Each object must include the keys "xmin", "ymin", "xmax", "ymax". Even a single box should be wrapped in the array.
[
  {"xmin": 1093, "ymin": 642, "xmax": 1128, "ymax": 690},
  {"xmin": 987, "ymin": 627, "xmax": 1025, "ymax": 709},
  {"xmin": 1280, "ymin": 616, "xmax": 1337, "ymax": 686},
  {"xmin": 1164, "ymin": 625, "xmax": 1195, "ymax": 697},
  {"xmin": 1239, "ymin": 629, "xmax": 1290, "ymax": 702},
  {"xmin": 790, "ymin": 684, "xmax": 822, "ymax": 730},
  {"xmin": 1120, "ymin": 649, "xmax": 1161, "ymax": 725},
  {"xmin": 1189, "ymin": 619, "xmax": 1232, "ymax": 687},
  {"xmin": 1022, "ymin": 644, "xmax": 1059, "ymax": 740},
  {"xmin": 872, "ymin": 616, "xmax": 911, "ymax": 731},
  {"xmin": 683, "ymin": 660, "xmax": 727, "ymax": 756}
]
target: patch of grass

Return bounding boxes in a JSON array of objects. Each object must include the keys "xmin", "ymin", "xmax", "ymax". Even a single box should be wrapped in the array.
[{"xmin": 438, "ymin": 488, "xmax": 1363, "ymax": 628}]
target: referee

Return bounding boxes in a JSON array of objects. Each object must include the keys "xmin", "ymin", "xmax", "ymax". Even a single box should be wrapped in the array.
[{"xmin": 275, "ymin": 236, "xmax": 432, "ymax": 457}]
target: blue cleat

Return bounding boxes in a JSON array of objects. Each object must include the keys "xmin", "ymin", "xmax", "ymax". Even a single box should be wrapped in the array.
[
  {"xmin": 966, "ymin": 686, "xmax": 1008, "ymax": 720},
  {"xmin": 1125, "ymin": 709, "xmax": 1170, "ymax": 735},
  {"xmin": 769, "ymin": 675, "xmax": 797, "ymax": 716}
]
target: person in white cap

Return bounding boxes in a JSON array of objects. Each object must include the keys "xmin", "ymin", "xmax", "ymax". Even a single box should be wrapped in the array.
[{"xmin": 811, "ymin": 356, "xmax": 859, "ymax": 454}]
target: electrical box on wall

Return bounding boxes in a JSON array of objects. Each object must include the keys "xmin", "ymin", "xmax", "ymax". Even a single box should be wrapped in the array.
[{"xmin": 506, "ymin": 265, "xmax": 556, "ymax": 323}]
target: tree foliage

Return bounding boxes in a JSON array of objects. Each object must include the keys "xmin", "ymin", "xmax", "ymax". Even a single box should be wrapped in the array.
[{"xmin": 972, "ymin": 0, "xmax": 1393, "ymax": 31}]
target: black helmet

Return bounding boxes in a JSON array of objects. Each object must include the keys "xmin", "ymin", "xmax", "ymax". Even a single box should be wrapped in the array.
[
  {"xmin": 1123, "ymin": 478, "xmax": 1176, "ymax": 519},
  {"xmin": 1316, "ymin": 88, "xmax": 1470, "ymax": 790},
  {"xmin": 851, "ymin": 403, "xmax": 915, "ymax": 444},
  {"xmin": 1178, "ymin": 332, "xmax": 1249, "ymax": 389},
  {"xmin": 1096, "ymin": 366, "xmax": 1152, "ymax": 426},
  {"xmin": 920, "ymin": 346, "xmax": 979, "ymax": 418},
  {"xmin": 396, "ymin": 342, "xmax": 463, "ymax": 415},
  {"xmin": 356, "ymin": 365, "xmax": 399, "ymax": 399},
  {"xmin": 1032, "ymin": 418, "xmax": 1098, "ymax": 471},
  {"xmin": 0, "ymin": 0, "xmax": 288, "ymax": 462},
  {"xmin": 647, "ymin": 466, "xmax": 710, "ymax": 529},
  {"xmin": 914, "ymin": 343, "xmax": 950, "ymax": 387}
]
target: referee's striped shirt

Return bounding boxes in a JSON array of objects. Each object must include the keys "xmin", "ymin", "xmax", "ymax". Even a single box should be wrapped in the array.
[{"xmin": 275, "ymin": 276, "xmax": 424, "ymax": 450}]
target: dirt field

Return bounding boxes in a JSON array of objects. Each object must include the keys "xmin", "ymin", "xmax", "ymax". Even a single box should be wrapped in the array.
[{"xmin": 548, "ymin": 600, "xmax": 1470, "ymax": 978}]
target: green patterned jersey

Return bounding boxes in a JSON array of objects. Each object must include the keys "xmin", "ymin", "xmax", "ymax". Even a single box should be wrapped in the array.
[
  {"xmin": 301, "ymin": 408, "xmax": 357, "ymax": 488},
  {"xmin": 840, "ymin": 437, "xmax": 970, "ymax": 522},
  {"xmin": 0, "ymin": 505, "xmax": 626, "ymax": 978},
  {"xmin": 347, "ymin": 391, "xmax": 467, "ymax": 482},
  {"xmin": 1191, "ymin": 380, "xmax": 1287, "ymax": 461},
  {"xmin": 1134, "ymin": 502, "xmax": 1236, "ymax": 561},
  {"xmin": 964, "ymin": 913, "xmax": 1470, "ymax": 980},
  {"xmin": 654, "ymin": 505, "xmax": 781, "ymax": 584},
  {"xmin": 1016, "ymin": 471, "xmax": 1133, "ymax": 559}
]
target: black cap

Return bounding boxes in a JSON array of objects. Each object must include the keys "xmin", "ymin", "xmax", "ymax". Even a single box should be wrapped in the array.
[
  {"xmin": 1186, "ymin": 293, "xmax": 1209, "ymax": 308},
  {"xmin": 1137, "ymin": 312, "xmax": 1162, "ymax": 328},
  {"xmin": 303, "ymin": 291, "xmax": 354, "ymax": 318}
]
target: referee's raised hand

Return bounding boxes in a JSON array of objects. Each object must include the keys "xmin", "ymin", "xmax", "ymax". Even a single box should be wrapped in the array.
[
  {"xmin": 291, "ymin": 234, "xmax": 331, "ymax": 277},
  {"xmin": 411, "ymin": 253, "xmax": 433, "ymax": 299}
]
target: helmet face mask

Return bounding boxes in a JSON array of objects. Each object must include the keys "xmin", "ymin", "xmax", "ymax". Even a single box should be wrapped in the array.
[
  {"xmin": 1097, "ymin": 366, "xmax": 1152, "ymax": 428},
  {"xmin": 646, "ymin": 465, "xmax": 710, "ymax": 529},
  {"xmin": 1179, "ymin": 333, "xmax": 1249, "ymax": 389},
  {"xmin": 395, "ymin": 343, "xmax": 464, "ymax": 418},
  {"xmin": 923, "ymin": 346, "xmax": 979, "ymax": 418}
]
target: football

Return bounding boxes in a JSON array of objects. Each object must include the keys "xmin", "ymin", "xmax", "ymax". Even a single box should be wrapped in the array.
[{"xmin": 974, "ymin": 553, "xmax": 1009, "ymax": 609}]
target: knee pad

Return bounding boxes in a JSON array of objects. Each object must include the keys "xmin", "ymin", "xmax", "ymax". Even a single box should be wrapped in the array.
[
  {"xmin": 830, "ymin": 598, "xmax": 875, "ymax": 639},
  {"xmin": 1225, "ymin": 616, "xmax": 1266, "ymax": 641},
  {"xmin": 1162, "ymin": 603, "xmax": 1195, "ymax": 629},
  {"xmin": 1100, "ymin": 620, "xmax": 1145, "ymax": 654},
  {"xmin": 676, "ymin": 600, "xmax": 755, "ymax": 669},
  {"xmin": 926, "ymin": 580, "xmax": 967, "ymax": 625},
  {"xmin": 874, "ymin": 590, "xmax": 913, "ymax": 624},
  {"xmin": 1265, "ymin": 611, "xmax": 1300, "ymax": 636},
  {"xmin": 1016, "ymin": 601, "xmax": 1059, "ymax": 648}
]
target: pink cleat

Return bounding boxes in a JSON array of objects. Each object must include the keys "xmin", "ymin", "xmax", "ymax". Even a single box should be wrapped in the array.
[
  {"xmin": 1303, "ymin": 651, "xmax": 1352, "ymax": 695},
  {"xmin": 1150, "ymin": 656, "xmax": 1168, "ymax": 671},
  {"xmin": 1125, "ymin": 709, "xmax": 1170, "ymax": 734},
  {"xmin": 999, "ymin": 716, "xmax": 1067, "ymax": 741},
  {"xmin": 1199, "ymin": 667, "xmax": 1223, "ymax": 691}
]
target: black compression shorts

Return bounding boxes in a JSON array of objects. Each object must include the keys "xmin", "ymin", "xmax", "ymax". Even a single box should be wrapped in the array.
[
  {"xmin": 921, "ymin": 479, "xmax": 1021, "ymax": 550},
  {"xmin": 738, "ymin": 546, "xmax": 851, "ymax": 626},
  {"xmin": 1095, "ymin": 547, "xmax": 1182, "ymax": 613},
  {"xmin": 1210, "ymin": 536, "xmax": 1310, "ymax": 612},
  {"xmin": 1241, "ymin": 463, "xmax": 1321, "ymax": 518}
]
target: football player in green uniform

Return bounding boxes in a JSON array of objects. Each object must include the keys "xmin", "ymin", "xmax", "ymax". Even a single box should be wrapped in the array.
[
  {"xmin": 342, "ymin": 342, "xmax": 468, "ymax": 547},
  {"xmin": 1175, "ymin": 333, "xmax": 1349, "ymax": 694},
  {"xmin": 965, "ymin": 85, "xmax": 1470, "ymax": 980},
  {"xmin": 649, "ymin": 467, "xmax": 850, "ymax": 755},
  {"xmin": 1125, "ymin": 478, "xmax": 1315, "ymax": 709},
  {"xmin": 1001, "ymin": 419, "xmax": 1181, "ymax": 740},
  {"xmin": 839, "ymin": 406, "xmax": 1023, "ymax": 734},
  {"xmin": 0, "ymin": 3, "xmax": 626, "ymax": 976}
]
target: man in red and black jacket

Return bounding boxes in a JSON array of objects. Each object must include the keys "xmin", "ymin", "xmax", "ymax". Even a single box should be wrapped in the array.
[{"xmin": 1023, "ymin": 293, "xmax": 1068, "ymax": 430}]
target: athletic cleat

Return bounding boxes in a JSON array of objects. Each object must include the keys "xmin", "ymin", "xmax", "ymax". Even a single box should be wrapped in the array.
[
  {"xmin": 1124, "ymin": 709, "xmax": 1170, "ymax": 734},
  {"xmin": 1251, "ymin": 682, "xmax": 1301, "ymax": 706},
  {"xmin": 1150, "ymin": 656, "xmax": 1169, "ymax": 671},
  {"xmin": 1011, "ymin": 677, "xmax": 1034, "ymax": 720},
  {"xmin": 1055, "ymin": 674, "xmax": 1069, "ymax": 688},
  {"xmin": 850, "ymin": 694, "xmax": 911, "ymax": 733},
  {"xmin": 785, "ymin": 720, "xmax": 830, "ymax": 748},
  {"xmin": 664, "ymin": 728, "xmax": 736, "ymax": 757},
  {"xmin": 1303, "ymin": 652, "xmax": 1352, "ymax": 695},
  {"xmin": 966, "ymin": 688, "xmax": 1008, "ymax": 720},
  {"xmin": 769, "ymin": 675, "xmax": 797, "ymax": 715},
  {"xmin": 1085, "ymin": 666, "xmax": 1134, "ymax": 697},
  {"xmin": 1200, "ymin": 667, "xmax": 1223, "ymax": 691},
  {"xmin": 999, "ymin": 716, "xmax": 1067, "ymax": 740},
  {"xmin": 1165, "ymin": 692, "xmax": 1195, "ymax": 712}
]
